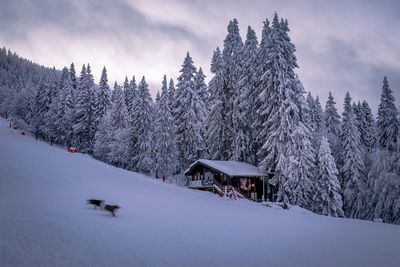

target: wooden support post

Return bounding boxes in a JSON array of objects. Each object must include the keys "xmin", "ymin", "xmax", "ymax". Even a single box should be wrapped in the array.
[
  {"xmin": 262, "ymin": 176, "xmax": 265, "ymax": 202},
  {"xmin": 254, "ymin": 178, "xmax": 256, "ymax": 201}
]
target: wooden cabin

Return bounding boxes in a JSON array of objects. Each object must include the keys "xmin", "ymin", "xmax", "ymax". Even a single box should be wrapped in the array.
[{"xmin": 185, "ymin": 159, "xmax": 276, "ymax": 202}]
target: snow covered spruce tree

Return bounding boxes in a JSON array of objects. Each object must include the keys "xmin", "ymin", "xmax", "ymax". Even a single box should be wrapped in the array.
[
  {"xmin": 363, "ymin": 148, "xmax": 398, "ymax": 223},
  {"xmin": 314, "ymin": 96, "xmax": 324, "ymax": 133},
  {"xmin": 194, "ymin": 67, "xmax": 208, "ymax": 108},
  {"xmin": 123, "ymin": 76, "xmax": 130, "ymax": 95},
  {"xmin": 93, "ymin": 67, "xmax": 111, "ymax": 127},
  {"xmin": 353, "ymin": 101, "xmax": 362, "ymax": 134},
  {"xmin": 358, "ymin": 100, "xmax": 376, "ymax": 151},
  {"xmin": 280, "ymin": 123, "xmax": 315, "ymax": 208},
  {"xmin": 221, "ymin": 18, "xmax": 243, "ymax": 160},
  {"xmin": 72, "ymin": 64, "xmax": 96, "ymax": 152},
  {"xmin": 306, "ymin": 93, "xmax": 316, "ymax": 131},
  {"xmin": 324, "ymin": 92, "xmax": 341, "ymax": 164},
  {"xmin": 366, "ymin": 76, "xmax": 400, "ymax": 224},
  {"xmin": 10, "ymin": 80, "xmax": 35, "ymax": 126},
  {"xmin": 353, "ymin": 100, "xmax": 376, "ymax": 190},
  {"xmin": 368, "ymin": 150, "xmax": 400, "ymax": 224},
  {"xmin": 154, "ymin": 75, "xmax": 179, "ymax": 178},
  {"xmin": 252, "ymin": 19, "xmax": 271, "ymax": 159},
  {"xmin": 125, "ymin": 76, "xmax": 137, "ymax": 114},
  {"xmin": 168, "ymin": 78, "xmax": 176, "ymax": 114},
  {"xmin": 30, "ymin": 69, "xmax": 58, "ymax": 141},
  {"xmin": 52, "ymin": 67, "xmax": 75, "ymax": 146},
  {"xmin": 110, "ymin": 82, "xmax": 128, "ymax": 130},
  {"xmin": 232, "ymin": 26, "xmax": 258, "ymax": 164},
  {"xmin": 256, "ymin": 15, "xmax": 289, "ymax": 160},
  {"xmin": 355, "ymin": 101, "xmax": 377, "ymax": 219},
  {"xmin": 154, "ymin": 91, "xmax": 161, "ymax": 111},
  {"xmin": 306, "ymin": 93, "xmax": 325, "ymax": 148},
  {"xmin": 313, "ymin": 136, "xmax": 344, "ymax": 217},
  {"xmin": 42, "ymin": 70, "xmax": 60, "ymax": 145},
  {"xmin": 175, "ymin": 52, "xmax": 207, "ymax": 169},
  {"xmin": 340, "ymin": 92, "xmax": 367, "ymax": 219},
  {"xmin": 92, "ymin": 70, "xmax": 112, "ymax": 163},
  {"xmin": 108, "ymin": 82, "xmax": 130, "ymax": 167},
  {"xmin": 93, "ymin": 113, "xmax": 113, "ymax": 163},
  {"xmin": 257, "ymin": 13, "xmax": 315, "ymax": 208},
  {"xmin": 122, "ymin": 76, "xmax": 132, "ymax": 113},
  {"xmin": 312, "ymin": 96, "xmax": 325, "ymax": 135},
  {"xmin": 31, "ymin": 78, "xmax": 51, "ymax": 140},
  {"xmin": 193, "ymin": 68, "xmax": 208, "ymax": 156},
  {"xmin": 206, "ymin": 47, "xmax": 225, "ymax": 160},
  {"xmin": 376, "ymin": 76, "xmax": 399, "ymax": 152},
  {"xmin": 69, "ymin": 63, "xmax": 78, "ymax": 105},
  {"xmin": 127, "ymin": 77, "xmax": 155, "ymax": 175},
  {"xmin": 41, "ymin": 69, "xmax": 60, "ymax": 144}
]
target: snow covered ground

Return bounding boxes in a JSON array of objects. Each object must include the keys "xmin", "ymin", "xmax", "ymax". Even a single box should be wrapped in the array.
[{"xmin": 0, "ymin": 118, "xmax": 399, "ymax": 267}]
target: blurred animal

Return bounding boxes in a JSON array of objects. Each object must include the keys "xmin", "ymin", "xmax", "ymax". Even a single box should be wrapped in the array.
[
  {"xmin": 87, "ymin": 199, "xmax": 104, "ymax": 209},
  {"xmin": 104, "ymin": 204, "xmax": 120, "ymax": 217}
]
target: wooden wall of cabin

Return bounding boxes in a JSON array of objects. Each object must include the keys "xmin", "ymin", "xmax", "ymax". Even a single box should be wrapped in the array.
[{"xmin": 188, "ymin": 165, "xmax": 223, "ymax": 184}]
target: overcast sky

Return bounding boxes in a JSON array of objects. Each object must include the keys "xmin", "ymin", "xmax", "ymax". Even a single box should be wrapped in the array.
[{"xmin": 1, "ymin": 0, "xmax": 399, "ymax": 112}]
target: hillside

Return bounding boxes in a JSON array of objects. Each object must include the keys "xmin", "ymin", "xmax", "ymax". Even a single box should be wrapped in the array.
[{"xmin": 0, "ymin": 117, "xmax": 399, "ymax": 267}]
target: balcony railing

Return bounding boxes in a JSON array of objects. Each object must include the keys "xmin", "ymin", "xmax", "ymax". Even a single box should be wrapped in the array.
[{"xmin": 188, "ymin": 179, "xmax": 214, "ymax": 188}]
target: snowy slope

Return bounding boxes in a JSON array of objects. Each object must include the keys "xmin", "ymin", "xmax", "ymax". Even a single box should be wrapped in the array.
[{"xmin": 0, "ymin": 118, "xmax": 399, "ymax": 267}]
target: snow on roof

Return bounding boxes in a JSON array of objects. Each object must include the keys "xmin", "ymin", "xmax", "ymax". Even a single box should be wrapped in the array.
[{"xmin": 185, "ymin": 159, "xmax": 265, "ymax": 177}]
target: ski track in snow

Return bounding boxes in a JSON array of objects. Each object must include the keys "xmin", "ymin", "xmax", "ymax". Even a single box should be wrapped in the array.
[{"xmin": 0, "ymin": 118, "xmax": 399, "ymax": 267}]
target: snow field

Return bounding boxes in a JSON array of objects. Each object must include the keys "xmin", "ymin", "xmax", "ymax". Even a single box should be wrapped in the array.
[{"xmin": 0, "ymin": 118, "xmax": 399, "ymax": 267}]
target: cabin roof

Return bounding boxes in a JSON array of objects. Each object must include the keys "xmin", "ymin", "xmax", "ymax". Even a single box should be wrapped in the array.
[{"xmin": 185, "ymin": 159, "xmax": 265, "ymax": 177}]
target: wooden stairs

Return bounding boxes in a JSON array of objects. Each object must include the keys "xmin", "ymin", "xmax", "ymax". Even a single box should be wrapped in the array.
[{"xmin": 212, "ymin": 183, "xmax": 247, "ymax": 200}]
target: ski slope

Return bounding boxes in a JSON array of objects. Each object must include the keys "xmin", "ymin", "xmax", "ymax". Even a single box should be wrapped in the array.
[{"xmin": 0, "ymin": 118, "xmax": 399, "ymax": 267}]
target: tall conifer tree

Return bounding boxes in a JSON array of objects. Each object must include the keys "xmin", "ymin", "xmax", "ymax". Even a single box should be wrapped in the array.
[
  {"xmin": 175, "ymin": 53, "xmax": 207, "ymax": 168},
  {"xmin": 340, "ymin": 92, "xmax": 367, "ymax": 218},
  {"xmin": 376, "ymin": 76, "xmax": 399, "ymax": 151}
]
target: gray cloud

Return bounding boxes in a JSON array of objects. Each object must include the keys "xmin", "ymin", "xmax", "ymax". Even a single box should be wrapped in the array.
[
  {"xmin": 297, "ymin": 37, "xmax": 400, "ymax": 112},
  {"xmin": 1, "ymin": 0, "xmax": 399, "ymax": 113},
  {"xmin": 0, "ymin": 0, "xmax": 198, "ymax": 41}
]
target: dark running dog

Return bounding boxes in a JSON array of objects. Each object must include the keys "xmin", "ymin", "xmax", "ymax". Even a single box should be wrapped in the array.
[
  {"xmin": 87, "ymin": 199, "xmax": 104, "ymax": 209},
  {"xmin": 104, "ymin": 204, "xmax": 120, "ymax": 217}
]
